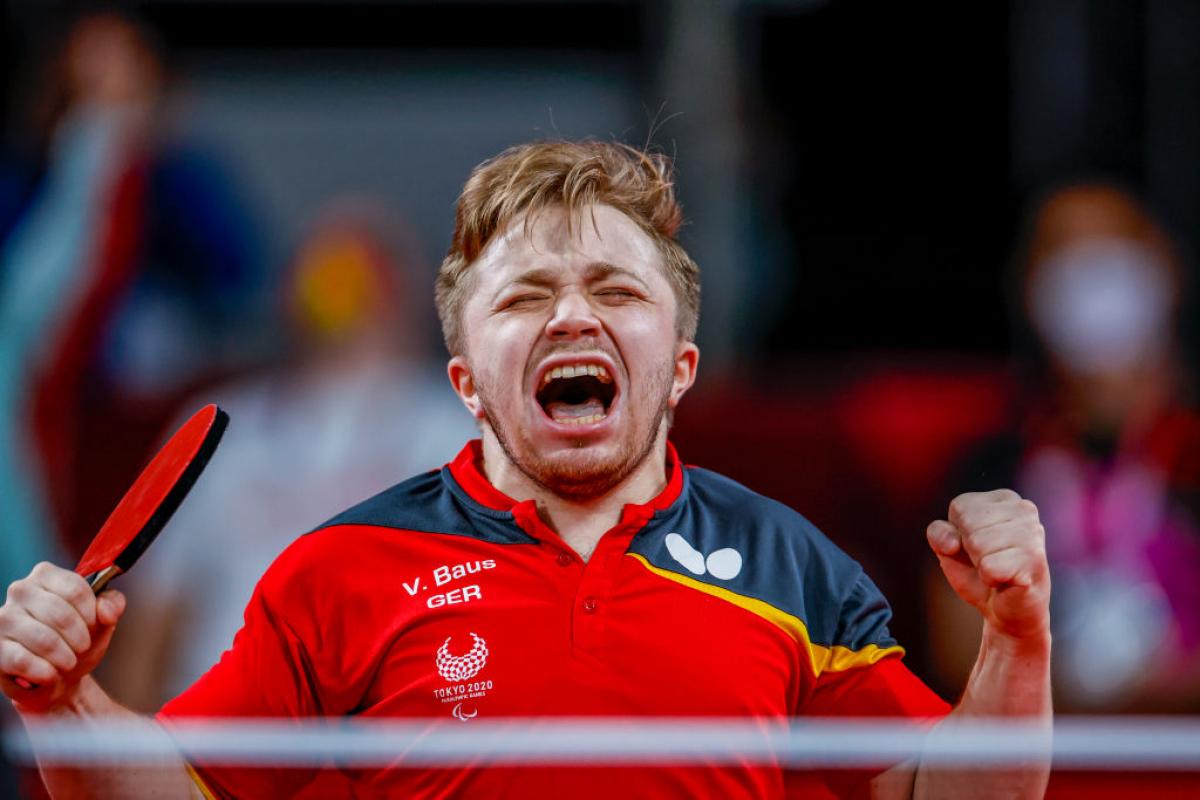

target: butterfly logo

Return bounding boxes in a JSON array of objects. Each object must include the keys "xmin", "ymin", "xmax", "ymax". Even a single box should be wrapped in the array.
[{"xmin": 664, "ymin": 533, "xmax": 743, "ymax": 580}]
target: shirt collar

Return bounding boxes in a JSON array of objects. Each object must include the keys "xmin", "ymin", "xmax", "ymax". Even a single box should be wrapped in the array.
[{"xmin": 447, "ymin": 438, "xmax": 685, "ymax": 515}]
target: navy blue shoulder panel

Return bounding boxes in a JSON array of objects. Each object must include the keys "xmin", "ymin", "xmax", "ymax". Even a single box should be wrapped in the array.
[
  {"xmin": 313, "ymin": 467, "xmax": 537, "ymax": 545},
  {"xmin": 630, "ymin": 466, "xmax": 897, "ymax": 650}
]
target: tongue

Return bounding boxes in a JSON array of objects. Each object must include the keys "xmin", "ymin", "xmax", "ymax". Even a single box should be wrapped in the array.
[{"xmin": 546, "ymin": 398, "xmax": 606, "ymax": 422}]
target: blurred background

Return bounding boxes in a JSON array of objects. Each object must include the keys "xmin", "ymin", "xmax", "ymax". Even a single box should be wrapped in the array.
[{"xmin": 0, "ymin": 0, "xmax": 1198, "ymax": 795}]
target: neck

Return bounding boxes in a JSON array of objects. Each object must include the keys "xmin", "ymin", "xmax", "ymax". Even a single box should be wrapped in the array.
[{"xmin": 478, "ymin": 428, "xmax": 669, "ymax": 560}]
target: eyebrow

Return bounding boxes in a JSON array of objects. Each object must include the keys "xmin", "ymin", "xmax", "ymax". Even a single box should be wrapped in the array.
[
  {"xmin": 585, "ymin": 261, "xmax": 651, "ymax": 290},
  {"xmin": 491, "ymin": 262, "xmax": 650, "ymax": 304},
  {"xmin": 490, "ymin": 268, "xmax": 559, "ymax": 305}
]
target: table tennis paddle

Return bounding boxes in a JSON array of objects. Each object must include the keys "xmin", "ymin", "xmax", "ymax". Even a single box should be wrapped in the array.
[{"xmin": 12, "ymin": 403, "xmax": 228, "ymax": 690}]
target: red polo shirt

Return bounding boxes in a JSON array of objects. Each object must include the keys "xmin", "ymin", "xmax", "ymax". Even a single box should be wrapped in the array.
[{"xmin": 159, "ymin": 441, "xmax": 949, "ymax": 798}]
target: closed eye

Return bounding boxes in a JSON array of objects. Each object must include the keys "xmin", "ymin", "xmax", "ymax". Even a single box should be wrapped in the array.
[
  {"xmin": 497, "ymin": 294, "xmax": 550, "ymax": 311},
  {"xmin": 595, "ymin": 287, "xmax": 643, "ymax": 301}
]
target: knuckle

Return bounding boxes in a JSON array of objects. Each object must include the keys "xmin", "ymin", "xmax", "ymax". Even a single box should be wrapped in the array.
[
  {"xmin": 0, "ymin": 614, "xmax": 30, "ymax": 646},
  {"xmin": 959, "ymin": 526, "xmax": 984, "ymax": 552},
  {"xmin": 61, "ymin": 620, "xmax": 90, "ymax": 652},
  {"xmin": 978, "ymin": 550, "xmax": 1009, "ymax": 574},
  {"xmin": 1014, "ymin": 520, "xmax": 1043, "ymax": 545},
  {"xmin": 43, "ymin": 600, "xmax": 71, "ymax": 626},
  {"xmin": 995, "ymin": 488, "xmax": 1020, "ymax": 502},
  {"xmin": 46, "ymin": 582, "xmax": 92, "ymax": 616},
  {"xmin": 1018, "ymin": 498, "xmax": 1039, "ymax": 517},
  {"xmin": 966, "ymin": 511, "xmax": 996, "ymax": 537},
  {"xmin": 948, "ymin": 495, "xmax": 972, "ymax": 520},
  {"xmin": 7, "ymin": 648, "xmax": 36, "ymax": 676},
  {"xmin": 26, "ymin": 659, "xmax": 55, "ymax": 682},
  {"xmin": 58, "ymin": 575, "xmax": 91, "ymax": 604},
  {"xmin": 29, "ymin": 625, "xmax": 58, "ymax": 653},
  {"xmin": 979, "ymin": 563, "xmax": 1006, "ymax": 584},
  {"xmin": 1002, "ymin": 549, "xmax": 1028, "ymax": 568},
  {"xmin": 54, "ymin": 646, "xmax": 78, "ymax": 671},
  {"xmin": 67, "ymin": 620, "xmax": 89, "ymax": 645},
  {"xmin": 2, "ymin": 645, "xmax": 53, "ymax": 681},
  {"xmin": 7, "ymin": 578, "xmax": 32, "ymax": 604}
]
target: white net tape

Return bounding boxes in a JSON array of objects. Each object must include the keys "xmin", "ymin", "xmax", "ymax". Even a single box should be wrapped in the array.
[{"xmin": 6, "ymin": 717, "xmax": 1200, "ymax": 770}]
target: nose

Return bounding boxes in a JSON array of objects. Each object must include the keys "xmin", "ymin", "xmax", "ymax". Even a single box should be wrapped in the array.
[{"xmin": 544, "ymin": 290, "xmax": 601, "ymax": 341}]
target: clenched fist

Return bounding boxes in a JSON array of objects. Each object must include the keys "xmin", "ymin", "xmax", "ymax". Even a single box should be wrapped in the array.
[
  {"xmin": 0, "ymin": 561, "xmax": 126, "ymax": 712},
  {"xmin": 926, "ymin": 489, "xmax": 1051, "ymax": 642}
]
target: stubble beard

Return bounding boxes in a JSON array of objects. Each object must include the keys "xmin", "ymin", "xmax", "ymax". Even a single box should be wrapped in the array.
[{"xmin": 477, "ymin": 360, "xmax": 675, "ymax": 501}]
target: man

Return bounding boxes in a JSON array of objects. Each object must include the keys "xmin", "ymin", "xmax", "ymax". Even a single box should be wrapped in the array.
[{"xmin": 0, "ymin": 141, "xmax": 1051, "ymax": 798}]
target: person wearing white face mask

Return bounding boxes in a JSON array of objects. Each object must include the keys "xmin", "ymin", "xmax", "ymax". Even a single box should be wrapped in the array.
[
  {"xmin": 928, "ymin": 183, "xmax": 1200, "ymax": 713},
  {"xmin": 1029, "ymin": 237, "xmax": 1173, "ymax": 380}
]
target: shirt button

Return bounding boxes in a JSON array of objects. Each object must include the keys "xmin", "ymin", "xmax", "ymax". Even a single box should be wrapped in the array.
[
  {"xmin": 582, "ymin": 596, "xmax": 598, "ymax": 614},
  {"xmin": 556, "ymin": 552, "xmax": 573, "ymax": 567}
]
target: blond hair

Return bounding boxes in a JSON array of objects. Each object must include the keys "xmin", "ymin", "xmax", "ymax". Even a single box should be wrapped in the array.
[{"xmin": 435, "ymin": 140, "xmax": 700, "ymax": 355}]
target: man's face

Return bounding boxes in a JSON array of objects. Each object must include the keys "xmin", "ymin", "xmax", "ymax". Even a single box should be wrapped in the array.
[{"xmin": 449, "ymin": 204, "xmax": 698, "ymax": 499}]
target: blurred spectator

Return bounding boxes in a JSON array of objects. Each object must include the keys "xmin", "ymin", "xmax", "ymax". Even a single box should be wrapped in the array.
[
  {"xmin": 101, "ymin": 198, "xmax": 475, "ymax": 712},
  {"xmin": 0, "ymin": 11, "xmax": 264, "ymax": 588},
  {"xmin": 927, "ymin": 183, "xmax": 1200, "ymax": 712}
]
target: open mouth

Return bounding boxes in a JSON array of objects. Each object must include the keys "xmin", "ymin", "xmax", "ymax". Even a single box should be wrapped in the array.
[{"xmin": 535, "ymin": 363, "xmax": 618, "ymax": 426}]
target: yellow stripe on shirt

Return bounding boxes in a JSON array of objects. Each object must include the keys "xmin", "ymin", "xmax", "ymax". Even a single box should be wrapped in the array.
[
  {"xmin": 186, "ymin": 763, "xmax": 218, "ymax": 800},
  {"xmin": 626, "ymin": 553, "xmax": 904, "ymax": 678}
]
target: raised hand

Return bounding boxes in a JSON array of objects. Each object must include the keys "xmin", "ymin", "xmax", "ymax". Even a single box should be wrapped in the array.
[{"xmin": 926, "ymin": 489, "xmax": 1051, "ymax": 642}]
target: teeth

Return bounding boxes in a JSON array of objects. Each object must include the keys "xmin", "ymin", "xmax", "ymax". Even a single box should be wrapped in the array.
[
  {"xmin": 560, "ymin": 412, "xmax": 606, "ymax": 425},
  {"xmin": 541, "ymin": 363, "xmax": 613, "ymax": 385}
]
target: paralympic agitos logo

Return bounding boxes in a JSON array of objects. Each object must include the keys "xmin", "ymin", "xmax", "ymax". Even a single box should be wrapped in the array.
[
  {"xmin": 436, "ymin": 632, "xmax": 489, "ymax": 681},
  {"xmin": 433, "ymin": 632, "xmax": 495, "ymax": 719}
]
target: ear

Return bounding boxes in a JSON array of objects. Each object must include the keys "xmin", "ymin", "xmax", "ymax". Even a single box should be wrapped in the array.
[
  {"xmin": 667, "ymin": 341, "xmax": 700, "ymax": 410},
  {"xmin": 447, "ymin": 355, "xmax": 487, "ymax": 421}
]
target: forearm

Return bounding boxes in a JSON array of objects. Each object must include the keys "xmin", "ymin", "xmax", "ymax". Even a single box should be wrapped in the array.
[
  {"xmin": 913, "ymin": 624, "xmax": 1053, "ymax": 800},
  {"xmin": 18, "ymin": 676, "xmax": 202, "ymax": 800}
]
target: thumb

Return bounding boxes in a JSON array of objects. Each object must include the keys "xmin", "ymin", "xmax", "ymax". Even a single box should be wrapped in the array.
[
  {"xmin": 96, "ymin": 589, "xmax": 126, "ymax": 628},
  {"xmin": 926, "ymin": 520, "xmax": 963, "ymax": 558},
  {"xmin": 927, "ymin": 521, "xmax": 988, "ymax": 609}
]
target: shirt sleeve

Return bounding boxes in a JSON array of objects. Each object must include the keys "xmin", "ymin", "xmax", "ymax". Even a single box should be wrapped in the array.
[
  {"xmin": 805, "ymin": 655, "xmax": 950, "ymax": 717},
  {"xmin": 792, "ymin": 572, "xmax": 951, "ymax": 798},
  {"xmin": 156, "ymin": 583, "xmax": 325, "ymax": 798},
  {"xmin": 803, "ymin": 570, "xmax": 949, "ymax": 717},
  {"xmin": 805, "ymin": 567, "xmax": 949, "ymax": 716},
  {"xmin": 155, "ymin": 530, "xmax": 358, "ymax": 799}
]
